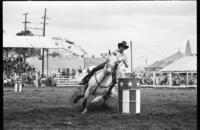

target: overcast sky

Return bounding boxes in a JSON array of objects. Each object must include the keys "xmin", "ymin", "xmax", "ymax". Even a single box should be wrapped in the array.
[{"xmin": 3, "ymin": 1, "xmax": 197, "ymax": 70}]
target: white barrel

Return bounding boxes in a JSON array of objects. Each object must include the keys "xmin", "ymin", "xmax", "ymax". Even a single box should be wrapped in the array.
[
  {"xmin": 14, "ymin": 83, "xmax": 18, "ymax": 92},
  {"xmin": 118, "ymin": 78, "xmax": 141, "ymax": 114},
  {"xmin": 119, "ymin": 89, "xmax": 141, "ymax": 114},
  {"xmin": 18, "ymin": 83, "xmax": 22, "ymax": 92}
]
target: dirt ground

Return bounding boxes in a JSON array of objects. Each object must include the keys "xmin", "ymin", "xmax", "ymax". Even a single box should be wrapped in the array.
[{"xmin": 3, "ymin": 87, "xmax": 197, "ymax": 130}]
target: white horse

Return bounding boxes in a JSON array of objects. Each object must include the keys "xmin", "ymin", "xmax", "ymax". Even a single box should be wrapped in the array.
[{"xmin": 73, "ymin": 51, "xmax": 119, "ymax": 114}]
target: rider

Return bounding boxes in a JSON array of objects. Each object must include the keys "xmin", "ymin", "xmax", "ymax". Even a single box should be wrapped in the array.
[{"xmin": 79, "ymin": 41, "xmax": 129, "ymax": 98}]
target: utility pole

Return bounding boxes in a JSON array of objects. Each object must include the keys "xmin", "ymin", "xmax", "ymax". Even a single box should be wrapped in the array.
[
  {"xmin": 22, "ymin": 12, "xmax": 31, "ymax": 35},
  {"xmin": 41, "ymin": 8, "xmax": 49, "ymax": 77},
  {"xmin": 130, "ymin": 41, "xmax": 133, "ymax": 72}
]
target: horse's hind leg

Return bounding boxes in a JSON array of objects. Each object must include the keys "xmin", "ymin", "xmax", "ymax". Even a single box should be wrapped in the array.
[{"xmin": 73, "ymin": 85, "xmax": 88, "ymax": 104}]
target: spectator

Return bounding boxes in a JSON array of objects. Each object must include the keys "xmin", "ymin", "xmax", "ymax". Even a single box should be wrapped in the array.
[
  {"xmin": 58, "ymin": 68, "xmax": 61, "ymax": 73},
  {"xmin": 66, "ymin": 68, "xmax": 70, "ymax": 78},
  {"xmin": 71, "ymin": 68, "xmax": 76, "ymax": 78},
  {"xmin": 78, "ymin": 66, "xmax": 82, "ymax": 74},
  {"xmin": 180, "ymin": 76, "xmax": 185, "ymax": 85},
  {"xmin": 61, "ymin": 68, "xmax": 65, "ymax": 76}
]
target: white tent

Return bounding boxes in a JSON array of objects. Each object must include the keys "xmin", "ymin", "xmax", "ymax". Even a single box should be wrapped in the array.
[
  {"xmin": 3, "ymin": 35, "xmax": 60, "ymax": 49},
  {"xmin": 50, "ymin": 38, "xmax": 87, "ymax": 56},
  {"xmin": 160, "ymin": 56, "xmax": 197, "ymax": 72}
]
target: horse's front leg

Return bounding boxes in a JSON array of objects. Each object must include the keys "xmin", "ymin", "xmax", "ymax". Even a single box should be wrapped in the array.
[
  {"xmin": 103, "ymin": 71, "xmax": 117, "ymax": 101},
  {"xmin": 80, "ymin": 88, "xmax": 90, "ymax": 114},
  {"xmin": 103, "ymin": 84, "xmax": 114, "ymax": 101}
]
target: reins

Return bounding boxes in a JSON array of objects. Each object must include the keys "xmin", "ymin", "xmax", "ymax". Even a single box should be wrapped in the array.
[{"xmin": 94, "ymin": 61, "xmax": 110, "ymax": 88}]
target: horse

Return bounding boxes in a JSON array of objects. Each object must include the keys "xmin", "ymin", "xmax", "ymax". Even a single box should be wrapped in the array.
[{"xmin": 72, "ymin": 51, "xmax": 119, "ymax": 114}]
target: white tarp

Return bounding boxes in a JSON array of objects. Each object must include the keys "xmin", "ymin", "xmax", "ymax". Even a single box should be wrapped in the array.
[
  {"xmin": 160, "ymin": 56, "xmax": 197, "ymax": 72},
  {"xmin": 3, "ymin": 35, "xmax": 61, "ymax": 49}
]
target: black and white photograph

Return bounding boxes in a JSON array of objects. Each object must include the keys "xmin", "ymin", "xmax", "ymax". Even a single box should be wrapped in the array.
[{"xmin": 3, "ymin": 1, "xmax": 197, "ymax": 130}]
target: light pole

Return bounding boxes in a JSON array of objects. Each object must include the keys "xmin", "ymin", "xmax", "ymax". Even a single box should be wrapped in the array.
[{"xmin": 130, "ymin": 41, "xmax": 133, "ymax": 72}]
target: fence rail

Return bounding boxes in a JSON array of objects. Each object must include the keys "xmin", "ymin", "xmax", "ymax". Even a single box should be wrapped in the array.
[
  {"xmin": 140, "ymin": 85, "xmax": 197, "ymax": 88},
  {"xmin": 55, "ymin": 77, "xmax": 79, "ymax": 87}
]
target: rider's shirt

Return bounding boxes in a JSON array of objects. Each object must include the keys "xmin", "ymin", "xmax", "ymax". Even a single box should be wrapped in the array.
[{"xmin": 112, "ymin": 49, "xmax": 128, "ymax": 68}]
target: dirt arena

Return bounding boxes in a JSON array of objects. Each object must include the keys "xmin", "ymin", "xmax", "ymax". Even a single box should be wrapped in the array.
[{"xmin": 3, "ymin": 86, "xmax": 197, "ymax": 130}]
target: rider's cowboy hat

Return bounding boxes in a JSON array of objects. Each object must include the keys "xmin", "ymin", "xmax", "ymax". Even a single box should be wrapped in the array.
[{"xmin": 118, "ymin": 41, "xmax": 129, "ymax": 49}]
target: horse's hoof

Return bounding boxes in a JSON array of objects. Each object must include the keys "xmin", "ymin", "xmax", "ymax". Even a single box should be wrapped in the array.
[
  {"xmin": 81, "ymin": 108, "xmax": 87, "ymax": 114},
  {"xmin": 73, "ymin": 97, "xmax": 78, "ymax": 104},
  {"xmin": 73, "ymin": 94, "xmax": 83, "ymax": 104}
]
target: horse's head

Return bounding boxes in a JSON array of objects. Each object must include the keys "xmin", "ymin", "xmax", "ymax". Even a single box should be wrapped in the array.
[{"xmin": 104, "ymin": 50, "xmax": 118, "ymax": 74}]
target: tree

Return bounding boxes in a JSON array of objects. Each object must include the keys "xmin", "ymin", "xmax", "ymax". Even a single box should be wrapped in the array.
[
  {"xmin": 16, "ymin": 30, "xmax": 34, "ymax": 36},
  {"xmin": 15, "ymin": 30, "xmax": 37, "ymax": 63},
  {"xmin": 3, "ymin": 48, "xmax": 14, "ymax": 60},
  {"xmin": 49, "ymin": 52, "xmax": 61, "ymax": 57}
]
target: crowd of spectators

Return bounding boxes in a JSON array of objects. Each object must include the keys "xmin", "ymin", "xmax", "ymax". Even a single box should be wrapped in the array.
[
  {"xmin": 4, "ymin": 55, "xmax": 196, "ymax": 87},
  {"xmin": 171, "ymin": 74, "xmax": 197, "ymax": 86},
  {"xmin": 3, "ymin": 56, "xmax": 38, "ymax": 87},
  {"xmin": 57, "ymin": 67, "xmax": 83, "ymax": 78},
  {"xmin": 138, "ymin": 72, "xmax": 197, "ymax": 86},
  {"xmin": 3, "ymin": 55, "xmax": 84, "ymax": 88}
]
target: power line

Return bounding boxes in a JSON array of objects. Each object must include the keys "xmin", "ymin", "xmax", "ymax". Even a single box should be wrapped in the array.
[
  {"xmin": 27, "ymin": 27, "xmax": 43, "ymax": 30},
  {"xmin": 22, "ymin": 12, "xmax": 31, "ymax": 34},
  {"xmin": 41, "ymin": 8, "xmax": 49, "ymax": 37},
  {"xmin": 40, "ymin": 8, "xmax": 50, "ymax": 77}
]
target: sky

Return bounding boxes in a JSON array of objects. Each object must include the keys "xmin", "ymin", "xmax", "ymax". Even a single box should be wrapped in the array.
[{"xmin": 3, "ymin": 1, "xmax": 197, "ymax": 71}]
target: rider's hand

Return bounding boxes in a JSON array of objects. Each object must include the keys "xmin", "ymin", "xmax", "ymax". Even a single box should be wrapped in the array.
[{"xmin": 123, "ymin": 60, "xmax": 128, "ymax": 68}]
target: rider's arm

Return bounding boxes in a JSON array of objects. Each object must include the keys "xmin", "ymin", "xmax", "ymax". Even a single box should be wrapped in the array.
[
  {"xmin": 122, "ymin": 53, "xmax": 129, "ymax": 68},
  {"xmin": 113, "ymin": 49, "xmax": 129, "ymax": 68},
  {"xmin": 123, "ymin": 58, "xmax": 128, "ymax": 68}
]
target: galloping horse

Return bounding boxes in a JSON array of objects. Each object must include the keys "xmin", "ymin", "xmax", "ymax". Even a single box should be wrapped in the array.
[{"xmin": 73, "ymin": 51, "xmax": 119, "ymax": 114}]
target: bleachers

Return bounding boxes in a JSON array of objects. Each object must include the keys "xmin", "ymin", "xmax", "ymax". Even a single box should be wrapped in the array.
[{"xmin": 54, "ymin": 73, "xmax": 80, "ymax": 87}]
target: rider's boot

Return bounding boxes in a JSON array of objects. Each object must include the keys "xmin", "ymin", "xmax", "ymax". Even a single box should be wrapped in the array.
[
  {"xmin": 79, "ymin": 80, "xmax": 85, "ymax": 85},
  {"xmin": 79, "ymin": 74, "xmax": 91, "ymax": 85}
]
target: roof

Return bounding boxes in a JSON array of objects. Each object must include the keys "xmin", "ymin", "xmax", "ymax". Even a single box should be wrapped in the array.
[
  {"xmin": 146, "ymin": 51, "xmax": 184, "ymax": 70},
  {"xmin": 185, "ymin": 40, "xmax": 192, "ymax": 56},
  {"xmin": 48, "ymin": 38, "xmax": 87, "ymax": 56},
  {"xmin": 3, "ymin": 35, "xmax": 60, "ymax": 49},
  {"xmin": 159, "ymin": 56, "xmax": 197, "ymax": 72}
]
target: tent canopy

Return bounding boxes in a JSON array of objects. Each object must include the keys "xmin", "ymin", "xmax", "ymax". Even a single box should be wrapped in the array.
[
  {"xmin": 145, "ymin": 51, "xmax": 184, "ymax": 71},
  {"xmin": 3, "ymin": 35, "xmax": 61, "ymax": 49},
  {"xmin": 159, "ymin": 56, "xmax": 197, "ymax": 72},
  {"xmin": 3, "ymin": 35, "xmax": 88, "ymax": 57}
]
